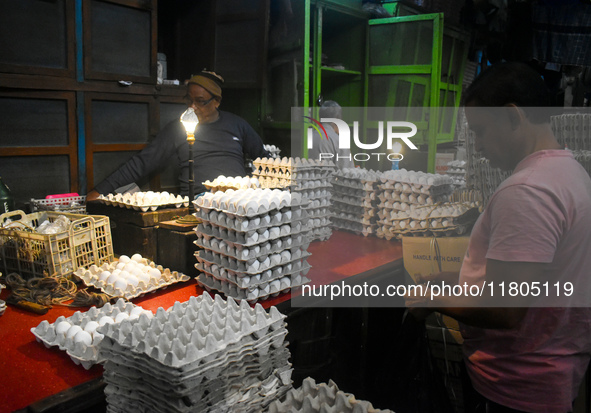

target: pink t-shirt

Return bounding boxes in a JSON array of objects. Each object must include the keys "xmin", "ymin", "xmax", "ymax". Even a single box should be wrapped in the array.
[{"xmin": 459, "ymin": 150, "xmax": 591, "ymax": 412}]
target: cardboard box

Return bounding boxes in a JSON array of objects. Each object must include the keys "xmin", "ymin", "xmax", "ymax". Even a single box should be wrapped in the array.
[{"xmin": 402, "ymin": 236, "xmax": 470, "ymax": 280}]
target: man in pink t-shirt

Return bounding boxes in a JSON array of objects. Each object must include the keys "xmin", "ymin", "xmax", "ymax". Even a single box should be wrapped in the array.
[{"xmin": 406, "ymin": 62, "xmax": 591, "ymax": 413}]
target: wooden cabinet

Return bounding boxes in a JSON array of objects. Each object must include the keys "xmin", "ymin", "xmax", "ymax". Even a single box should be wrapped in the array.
[{"xmin": 0, "ymin": 0, "xmax": 186, "ymax": 207}]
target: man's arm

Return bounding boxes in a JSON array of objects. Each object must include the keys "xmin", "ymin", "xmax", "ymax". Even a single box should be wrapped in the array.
[
  {"xmin": 406, "ymin": 259, "xmax": 549, "ymax": 329},
  {"xmin": 239, "ymin": 119, "xmax": 270, "ymax": 159},
  {"xmin": 89, "ymin": 120, "xmax": 182, "ymax": 196}
]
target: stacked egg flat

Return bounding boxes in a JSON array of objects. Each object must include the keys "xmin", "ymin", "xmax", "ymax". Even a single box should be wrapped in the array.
[
  {"xmin": 202, "ymin": 175, "xmax": 261, "ymax": 192},
  {"xmin": 376, "ymin": 169, "xmax": 455, "ymax": 240},
  {"xmin": 97, "ymin": 191, "xmax": 189, "ymax": 212},
  {"xmin": 253, "ymin": 157, "xmax": 336, "ymax": 242},
  {"xmin": 268, "ymin": 377, "xmax": 394, "ymax": 413},
  {"xmin": 446, "ymin": 160, "xmax": 467, "ymax": 189},
  {"xmin": 31, "ymin": 299, "xmax": 152, "ymax": 369},
  {"xmin": 193, "ymin": 188, "xmax": 312, "ymax": 302},
  {"xmin": 97, "ymin": 294, "xmax": 292, "ymax": 413},
  {"xmin": 329, "ymin": 168, "xmax": 382, "ymax": 237},
  {"xmin": 74, "ymin": 254, "xmax": 190, "ymax": 300},
  {"xmin": 378, "ymin": 202, "xmax": 480, "ymax": 240}
]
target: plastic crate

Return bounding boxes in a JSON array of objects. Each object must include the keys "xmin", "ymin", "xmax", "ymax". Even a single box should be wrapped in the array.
[
  {"xmin": 31, "ymin": 196, "xmax": 87, "ymax": 214},
  {"xmin": 0, "ymin": 210, "xmax": 114, "ymax": 279}
]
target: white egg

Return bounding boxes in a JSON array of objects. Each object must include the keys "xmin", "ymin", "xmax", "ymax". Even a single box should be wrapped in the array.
[
  {"xmin": 83, "ymin": 321, "xmax": 100, "ymax": 335},
  {"xmin": 123, "ymin": 263, "xmax": 137, "ymax": 273},
  {"xmin": 118, "ymin": 270, "xmax": 131, "ymax": 279},
  {"xmin": 66, "ymin": 325, "xmax": 83, "ymax": 340},
  {"xmin": 148, "ymin": 268, "xmax": 161, "ymax": 280},
  {"xmin": 98, "ymin": 271, "xmax": 111, "ymax": 282},
  {"xmin": 113, "ymin": 278, "xmax": 128, "ymax": 292},
  {"xmin": 56, "ymin": 321, "xmax": 71, "ymax": 336},
  {"xmin": 74, "ymin": 330, "xmax": 92, "ymax": 346},
  {"xmin": 126, "ymin": 275, "xmax": 139, "ymax": 287},
  {"xmin": 115, "ymin": 312, "xmax": 129, "ymax": 323},
  {"xmin": 98, "ymin": 316, "xmax": 114, "ymax": 326},
  {"xmin": 130, "ymin": 307, "xmax": 145, "ymax": 318},
  {"xmin": 131, "ymin": 253, "xmax": 143, "ymax": 263},
  {"xmin": 118, "ymin": 255, "xmax": 131, "ymax": 264},
  {"xmin": 107, "ymin": 273, "xmax": 120, "ymax": 284},
  {"xmin": 137, "ymin": 272, "xmax": 150, "ymax": 285},
  {"xmin": 116, "ymin": 262, "xmax": 126, "ymax": 270}
]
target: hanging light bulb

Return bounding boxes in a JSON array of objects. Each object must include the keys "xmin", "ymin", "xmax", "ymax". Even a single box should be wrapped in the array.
[{"xmin": 180, "ymin": 107, "xmax": 199, "ymax": 142}]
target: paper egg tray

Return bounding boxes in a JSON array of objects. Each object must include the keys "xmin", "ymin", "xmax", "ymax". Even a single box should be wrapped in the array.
[
  {"xmin": 195, "ymin": 258, "xmax": 311, "ymax": 290},
  {"xmin": 196, "ymin": 221, "xmax": 310, "ymax": 247},
  {"xmin": 100, "ymin": 339, "xmax": 289, "ymax": 395},
  {"xmin": 97, "ymin": 295, "xmax": 292, "ymax": 412},
  {"xmin": 102, "ymin": 367, "xmax": 291, "ymax": 413},
  {"xmin": 332, "ymin": 167, "xmax": 382, "ymax": 183},
  {"xmin": 197, "ymin": 271, "xmax": 310, "ymax": 302},
  {"xmin": 31, "ymin": 299, "xmax": 152, "ymax": 370},
  {"xmin": 331, "ymin": 217, "xmax": 366, "ymax": 234},
  {"xmin": 330, "ymin": 181, "xmax": 367, "ymax": 196},
  {"xmin": 268, "ymin": 377, "xmax": 394, "ymax": 413},
  {"xmin": 253, "ymin": 156, "xmax": 336, "ymax": 172},
  {"xmin": 202, "ymin": 175, "xmax": 260, "ymax": 192},
  {"xmin": 74, "ymin": 261, "xmax": 190, "ymax": 301},
  {"xmin": 100, "ymin": 326, "xmax": 289, "ymax": 390},
  {"xmin": 310, "ymin": 226, "xmax": 333, "ymax": 241},
  {"xmin": 302, "ymin": 206, "xmax": 330, "ymax": 217},
  {"xmin": 290, "ymin": 181, "xmax": 333, "ymax": 192},
  {"xmin": 305, "ymin": 215, "xmax": 331, "ymax": 228},
  {"xmin": 379, "ymin": 180, "xmax": 453, "ymax": 198},
  {"xmin": 98, "ymin": 193, "xmax": 189, "ymax": 212},
  {"xmin": 195, "ymin": 233, "xmax": 310, "ymax": 261},
  {"xmin": 253, "ymin": 166, "xmax": 335, "ymax": 180},
  {"xmin": 257, "ymin": 176, "xmax": 293, "ymax": 189},
  {"xmin": 331, "ymin": 199, "xmax": 366, "ymax": 213},
  {"xmin": 195, "ymin": 206, "xmax": 305, "ymax": 232},
  {"xmin": 195, "ymin": 247, "xmax": 311, "ymax": 274},
  {"xmin": 102, "ymin": 361, "xmax": 291, "ymax": 413},
  {"xmin": 331, "ymin": 194, "xmax": 365, "ymax": 208},
  {"xmin": 98, "ymin": 294, "xmax": 287, "ymax": 370},
  {"xmin": 377, "ymin": 189, "xmax": 445, "ymax": 206},
  {"xmin": 194, "ymin": 189, "xmax": 306, "ymax": 218}
]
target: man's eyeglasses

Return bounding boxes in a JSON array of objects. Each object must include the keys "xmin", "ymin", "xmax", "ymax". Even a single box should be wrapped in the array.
[{"xmin": 184, "ymin": 95, "xmax": 215, "ymax": 107}]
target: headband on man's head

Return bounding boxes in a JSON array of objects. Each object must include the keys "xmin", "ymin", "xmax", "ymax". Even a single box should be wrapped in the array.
[{"xmin": 188, "ymin": 70, "xmax": 224, "ymax": 98}]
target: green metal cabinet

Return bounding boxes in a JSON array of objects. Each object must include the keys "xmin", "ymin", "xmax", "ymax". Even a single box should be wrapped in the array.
[
  {"xmin": 262, "ymin": 0, "xmax": 468, "ymax": 171},
  {"xmin": 366, "ymin": 13, "xmax": 469, "ymax": 171}
]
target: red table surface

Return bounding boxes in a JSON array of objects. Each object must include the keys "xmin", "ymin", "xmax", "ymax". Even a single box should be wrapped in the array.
[{"xmin": 0, "ymin": 230, "xmax": 402, "ymax": 412}]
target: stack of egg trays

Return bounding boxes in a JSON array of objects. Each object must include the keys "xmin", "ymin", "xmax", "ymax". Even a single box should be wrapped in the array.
[
  {"xmin": 193, "ymin": 190, "xmax": 312, "ymax": 303},
  {"xmin": 252, "ymin": 157, "xmax": 334, "ymax": 182},
  {"xmin": 376, "ymin": 202, "xmax": 479, "ymax": 240},
  {"xmin": 97, "ymin": 294, "xmax": 293, "ymax": 413},
  {"xmin": 329, "ymin": 168, "xmax": 381, "ymax": 237},
  {"xmin": 268, "ymin": 377, "xmax": 394, "ymax": 413},
  {"xmin": 31, "ymin": 299, "xmax": 152, "ymax": 370},
  {"xmin": 375, "ymin": 174, "xmax": 453, "ymax": 240},
  {"xmin": 97, "ymin": 192, "xmax": 189, "ymax": 212},
  {"xmin": 74, "ymin": 260, "xmax": 190, "ymax": 301},
  {"xmin": 253, "ymin": 157, "xmax": 336, "ymax": 242},
  {"xmin": 289, "ymin": 166, "xmax": 335, "ymax": 243}
]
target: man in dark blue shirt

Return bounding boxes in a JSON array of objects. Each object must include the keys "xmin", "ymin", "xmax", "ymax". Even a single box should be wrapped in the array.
[{"xmin": 87, "ymin": 71, "xmax": 269, "ymax": 199}]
